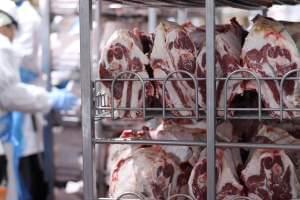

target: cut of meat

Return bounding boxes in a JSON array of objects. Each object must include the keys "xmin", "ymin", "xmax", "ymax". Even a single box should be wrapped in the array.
[
  {"xmin": 150, "ymin": 119, "xmax": 207, "ymax": 165},
  {"xmin": 150, "ymin": 19, "xmax": 246, "ymax": 117},
  {"xmin": 241, "ymin": 149, "xmax": 300, "ymax": 200},
  {"xmin": 150, "ymin": 22, "xmax": 198, "ymax": 116},
  {"xmin": 108, "ymin": 147, "xmax": 182, "ymax": 200},
  {"xmin": 99, "ymin": 29, "xmax": 155, "ymax": 118},
  {"xmin": 188, "ymin": 148, "xmax": 245, "ymax": 200},
  {"xmin": 105, "ymin": 127, "xmax": 151, "ymax": 184},
  {"xmin": 241, "ymin": 15, "xmax": 300, "ymax": 118},
  {"xmin": 254, "ymin": 124, "xmax": 300, "ymax": 182},
  {"xmin": 196, "ymin": 18, "xmax": 247, "ymax": 116}
]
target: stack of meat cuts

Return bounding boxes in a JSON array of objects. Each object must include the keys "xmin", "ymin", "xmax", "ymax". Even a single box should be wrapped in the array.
[
  {"xmin": 241, "ymin": 15, "xmax": 300, "ymax": 118},
  {"xmin": 99, "ymin": 29, "xmax": 154, "ymax": 118}
]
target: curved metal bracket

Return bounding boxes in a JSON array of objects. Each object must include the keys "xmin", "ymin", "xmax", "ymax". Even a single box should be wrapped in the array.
[
  {"xmin": 162, "ymin": 70, "xmax": 199, "ymax": 119},
  {"xmin": 279, "ymin": 68, "xmax": 300, "ymax": 121},
  {"xmin": 111, "ymin": 71, "xmax": 145, "ymax": 119},
  {"xmin": 116, "ymin": 192, "xmax": 145, "ymax": 200},
  {"xmin": 224, "ymin": 69, "xmax": 262, "ymax": 121}
]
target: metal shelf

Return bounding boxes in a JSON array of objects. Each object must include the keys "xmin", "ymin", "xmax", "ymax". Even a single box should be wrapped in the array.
[
  {"xmin": 79, "ymin": 0, "xmax": 300, "ymax": 200},
  {"xmin": 103, "ymin": 0, "xmax": 299, "ymax": 9}
]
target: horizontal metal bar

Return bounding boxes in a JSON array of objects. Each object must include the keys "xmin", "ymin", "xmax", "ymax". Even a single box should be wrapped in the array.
[
  {"xmin": 93, "ymin": 138, "xmax": 207, "ymax": 146},
  {"xmin": 95, "ymin": 106, "xmax": 300, "ymax": 112},
  {"xmin": 94, "ymin": 114, "xmax": 300, "ymax": 121},
  {"xmin": 93, "ymin": 138, "xmax": 300, "ymax": 150},
  {"xmin": 217, "ymin": 142, "xmax": 300, "ymax": 150},
  {"xmin": 94, "ymin": 77, "xmax": 300, "ymax": 82}
]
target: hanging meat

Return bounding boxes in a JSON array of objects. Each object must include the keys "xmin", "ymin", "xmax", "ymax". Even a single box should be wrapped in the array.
[
  {"xmin": 150, "ymin": 18, "xmax": 246, "ymax": 117},
  {"xmin": 99, "ymin": 29, "xmax": 155, "ymax": 118},
  {"xmin": 196, "ymin": 18, "xmax": 247, "ymax": 116},
  {"xmin": 150, "ymin": 21, "xmax": 199, "ymax": 117},
  {"xmin": 241, "ymin": 149, "xmax": 300, "ymax": 200},
  {"xmin": 241, "ymin": 15, "xmax": 300, "ymax": 118},
  {"xmin": 188, "ymin": 148, "xmax": 245, "ymax": 200},
  {"xmin": 108, "ymin": 147, "xmax": 183, "ymax": 200}
]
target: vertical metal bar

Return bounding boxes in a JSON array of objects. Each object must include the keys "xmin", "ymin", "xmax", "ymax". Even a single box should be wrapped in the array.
[
  {"xmin": 94, "ymin": 0, "xmax": 105, "ymax": 196},
  {"xmin": 148, "ymin": 8, "xmax": 157, "ymax": 33},
  {"xmin": 262, "ymin": 8, "xmax": 268, "ymax": 17},
  {"xmin": 40, "ymin": 0, "xmax": 54, "ymax": 199},
  {"xmin": 205, "ymin": 0, "xmax": 216, "ymax": 199},
  {"xmin": 80, "ymin": 0, "xmax": 95, "ymax": 199},
  {"xmin": 95, "ymin": 0, "xmax": 102, "ymax": 63},
  {"xmin": 177, "ymin": 8, "xmax": 188, "ymax": 24}
]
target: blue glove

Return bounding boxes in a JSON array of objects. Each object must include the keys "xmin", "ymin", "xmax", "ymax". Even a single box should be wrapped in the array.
[
  {"xmin": 20, "ymin": 68, "xmax": 38, "ymax": 84},
  {"xmin": 49, "ymin": 89, "xmax": 77, "ymax": 111}
]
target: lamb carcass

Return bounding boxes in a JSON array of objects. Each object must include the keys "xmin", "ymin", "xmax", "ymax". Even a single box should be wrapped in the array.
[
  {"xmin": 242, "ymin": 15, "xmax": 300, "ymax": 118},
  {"xmin": 99, "ymin": 29, "xmax": 154, "ymax": 118},
  {"xmin": 188, "ymin": 148, "xmax": 245, "ymax": 200}
]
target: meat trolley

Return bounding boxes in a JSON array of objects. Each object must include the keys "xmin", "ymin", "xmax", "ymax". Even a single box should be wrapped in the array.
[{"xmin": 79, "ymin": 0, "xmax": 300, "ymax": 199}]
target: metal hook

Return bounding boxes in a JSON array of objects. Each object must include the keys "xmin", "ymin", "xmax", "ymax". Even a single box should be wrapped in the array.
[
  {"xmin": 162, "ymin": 70, "xmax": 199, "ymax": 119},
  {"xmin": 111, "ymin": 71, "xmax": 145, "ymax": 119},
  {"xmin": 224, "ymin": 69, "xmax": 262, "ymax": 121},
  {"xmin": 279, "ymin": 68, "xmax": 300, "ymax": 121}
]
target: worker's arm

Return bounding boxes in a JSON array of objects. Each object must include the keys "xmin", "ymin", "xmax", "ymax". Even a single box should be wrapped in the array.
[
  {"xmin": 0, "ymin": 82, "xmax": 51, "ymax": 113},
  {"xmin": 0, "ymin": 46, "xmax": 52, "ymax": 113}
]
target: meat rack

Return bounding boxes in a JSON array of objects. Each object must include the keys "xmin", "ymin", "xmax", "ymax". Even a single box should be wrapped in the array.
[{"xmin": 79, "ymin": 0, "xmax": 300, "ymax": 199}]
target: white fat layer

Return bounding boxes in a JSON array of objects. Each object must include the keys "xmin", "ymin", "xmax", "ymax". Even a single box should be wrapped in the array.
[
  {"xmin": 242, "ymin": 149, "xmax": 300, "ymax": 199},
  {"xmin": 109, "ymin": 148, "xmax": 181, "ymax": 200},
  {"xmin": 242, "ymin": 17, "xmax": 300, "ymax": 118}
]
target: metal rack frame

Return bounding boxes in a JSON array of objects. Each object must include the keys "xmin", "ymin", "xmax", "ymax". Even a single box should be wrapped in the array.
[{"xmin": 80, "ymin": 0, "xmax": 300, "ymax": 199}]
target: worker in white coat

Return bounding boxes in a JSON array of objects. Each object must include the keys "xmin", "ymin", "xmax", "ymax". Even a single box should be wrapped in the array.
[
  {"xmin": 12, "ymin": 0, "xmax": 50, "ymax": 199},
  {"xmin": 0, "ymin": 0, "xmax": 77, "ymax": 199}
]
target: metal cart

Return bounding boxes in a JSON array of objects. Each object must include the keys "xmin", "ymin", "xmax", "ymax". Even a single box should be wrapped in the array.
[{"xmin": 79, "ymin": 0, "xmax": 300, "ymax": 199}]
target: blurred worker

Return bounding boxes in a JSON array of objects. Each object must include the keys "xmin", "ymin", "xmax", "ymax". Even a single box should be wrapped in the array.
[
  {"xmin": 12, "ymin": 0, "xmax": 49, "ymax": 199},
  {"xmin": 0, "ymin": 0, "xmax": 77, "ymax": 199}
]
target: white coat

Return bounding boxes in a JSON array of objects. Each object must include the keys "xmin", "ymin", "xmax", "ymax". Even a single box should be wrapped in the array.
[
  {"xmin": 12, "ymin": 1, "xmax": 44, "ymax": 157},
  {"xmin": 0, "ymin": 33, "xmax": 51, "ymax": 154},
  {"xmin": 0, "ymin": 32, "xmax": 52, "ymax": 200}
]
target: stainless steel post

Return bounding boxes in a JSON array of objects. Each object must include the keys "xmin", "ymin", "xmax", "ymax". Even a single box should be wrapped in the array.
[
  {"xmin": 177, "ymin": 8, "xmax": 187, "ymax": 24},
  {"xmin": 205, "ymin": 0, "xmax": 216, "ymax": 199},
  {"xmin": 40, "ymin": 0, "xmax": 54, "ymax": 199},
  {"xmin": 148, "ymin": 8, "xmax": 157, "ymax": 33},
  {"xmin": 80, "ymin": 0, "xmax": 96, "ymax": 199}
]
